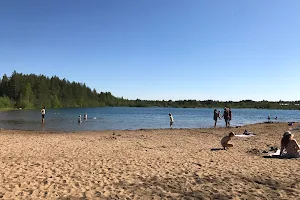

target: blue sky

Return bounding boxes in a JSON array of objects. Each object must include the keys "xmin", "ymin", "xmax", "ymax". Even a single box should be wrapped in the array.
[{"xmin": 0, "ymin": 0, "xmax": 299, "ymax": 101}]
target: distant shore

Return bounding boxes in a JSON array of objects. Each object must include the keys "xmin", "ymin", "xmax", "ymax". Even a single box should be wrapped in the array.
[
  {"xmin": 0, "ymin": 122, "xmax": 299, "ymax": 199},
  {"xmin": 1, "ymin": 105, "xmax": 300, "ymax": 111}
]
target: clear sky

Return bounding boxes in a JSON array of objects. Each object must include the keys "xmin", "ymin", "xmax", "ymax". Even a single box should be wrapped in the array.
[{"xmin": 0, "ymin": 0, "xmax": 299, "ymax": 101}]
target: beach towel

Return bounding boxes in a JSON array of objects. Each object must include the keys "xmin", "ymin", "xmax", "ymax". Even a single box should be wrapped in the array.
[
  {"xmin": 263, "ymin": 150, "xmax": 283, "ymax": 158},
  {"xmin": 270, "ymin": 149, "xmax": 281, "ymax": 156},
  {"xmin": 235, "ymin": 134, "xmax": 255, "ymax": 137}
]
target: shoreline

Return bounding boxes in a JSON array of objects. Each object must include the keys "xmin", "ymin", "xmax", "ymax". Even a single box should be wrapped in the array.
[{"xmin": 0, "ymin": 121, "xmax": 289, "ymax": 134}]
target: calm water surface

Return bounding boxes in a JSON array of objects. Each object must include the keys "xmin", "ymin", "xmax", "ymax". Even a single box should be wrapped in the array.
[{"xmin": 0, "ymin": 107, "xmax": 299, "ymax": 132}]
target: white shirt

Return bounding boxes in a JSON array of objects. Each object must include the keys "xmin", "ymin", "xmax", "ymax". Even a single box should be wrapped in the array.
[{"xmin": 41, "ymin": 109, "xmax": 46, "ymax": 115}]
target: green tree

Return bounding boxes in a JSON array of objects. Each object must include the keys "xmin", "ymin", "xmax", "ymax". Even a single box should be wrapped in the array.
[{"xmin": 17, "ymin": 83, "xmax": 35, "ymax": 108}]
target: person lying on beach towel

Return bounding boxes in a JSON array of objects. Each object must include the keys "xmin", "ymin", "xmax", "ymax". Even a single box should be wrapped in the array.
[
  {"xmin": 288, "ymin": 122, "xmax": 296, "ymax": 126},
  {"xmin": 243, "ymin": 129, "xmax": 255, "ymax": 135},
  {"xmin": 280, "ymin": 131, "xmax": 300, "ymax": 158},
  {"xmin": 221, "ymin": 132, "xmax": 235, "ymax": 150}
]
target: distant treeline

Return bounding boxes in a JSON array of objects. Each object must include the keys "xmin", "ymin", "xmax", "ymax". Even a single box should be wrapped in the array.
[{"xmin": 0, "ymin": 71, "xmax": 300, "ymax": 110}]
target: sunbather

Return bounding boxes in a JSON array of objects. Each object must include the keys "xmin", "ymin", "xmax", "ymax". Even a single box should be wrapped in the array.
[{"xmin": 280, "ymin": 131, "xmax": 300, "ymax": 158}]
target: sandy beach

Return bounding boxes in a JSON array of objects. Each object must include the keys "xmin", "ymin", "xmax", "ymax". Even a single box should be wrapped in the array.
[{"xmin": 0, "ymin": 122, "xmax": 299, "ymax": 199}]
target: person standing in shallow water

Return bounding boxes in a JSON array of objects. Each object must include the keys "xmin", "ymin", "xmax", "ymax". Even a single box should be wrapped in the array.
[
  {"xmin": 213, "ymin": 109, "xmax": 220, "ymax": 128},
  {"xmin": 41, "ymin": 106, "xmax": 46, "ymax": 123},
  {"xmin": 222, "ymin": 107, "xmax": 229, "ymax": 127},
  {"xmin": 78, "ymin": 115, "xmax": 82, "ymax": 123},
  {"xmin": 169, "ymin": 113, "xmax": 174, "ymax": 129}
]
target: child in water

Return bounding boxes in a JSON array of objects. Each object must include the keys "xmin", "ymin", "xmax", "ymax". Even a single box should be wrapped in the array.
[
  {"xmin": 78, "ymin": 115, "xmax": 82, "ymax": 123},
  {"xmin": 221, "ymin": 132, "xmax": 235, "ymax": 150}
]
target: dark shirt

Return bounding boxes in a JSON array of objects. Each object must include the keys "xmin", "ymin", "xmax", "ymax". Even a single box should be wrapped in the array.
[
  {"xmin": 223, "ymin": 110, "xmax": 229, "ymax": 120},
  {"xmin": 214, "ymin": 111, "xmax": 218, "ymax": 120}
]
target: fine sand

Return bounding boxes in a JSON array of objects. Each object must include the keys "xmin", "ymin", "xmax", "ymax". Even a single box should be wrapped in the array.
[{"xmin": 0, "ymin": 122, "xmax": 300, "ymax": 199}]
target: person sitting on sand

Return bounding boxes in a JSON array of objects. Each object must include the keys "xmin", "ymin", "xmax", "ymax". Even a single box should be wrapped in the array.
[
  {"xmin": 169, "ymin": 113, "xmax": 174, "ymax": 129},
  {"xmin": 221, "ymin": 132, "xmax": 235, "ymax": 150},
  {"xmin": 280, "ymin": 131, "xmax": 300, "ymax": 158}
]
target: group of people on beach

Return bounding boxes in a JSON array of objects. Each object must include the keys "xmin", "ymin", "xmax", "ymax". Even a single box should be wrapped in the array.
[
  {"xmin": 214, "ymin": 107, "xmax": 232, "ymax": 128},
  {"xmin": 220, "ymin": 129, "xmax": 300, "ymax": 159},
  {"xmin": 211, "ymin": 106, "xmax": 300, "ymax": 158},
  {"xmin": 169, "ymin": 107, "xmax": 232, "ymax": 130}
]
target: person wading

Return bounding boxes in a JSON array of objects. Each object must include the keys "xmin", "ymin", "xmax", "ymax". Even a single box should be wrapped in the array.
[{"xmin": 41, "ymin": 106, "xmax": 46, "ymax": 123}]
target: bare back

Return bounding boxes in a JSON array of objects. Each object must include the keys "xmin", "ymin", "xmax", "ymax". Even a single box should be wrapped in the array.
[
  {"xmin": 221, "ymin": 136, "xmax": 231, "ymax": 146},
  {"xmin": 282, "ymin": 139, "xmax": 300, "ymax": 158},
  {"xmin": 286, "ymin": 140, "xmax": 300, "ymax": 153}
]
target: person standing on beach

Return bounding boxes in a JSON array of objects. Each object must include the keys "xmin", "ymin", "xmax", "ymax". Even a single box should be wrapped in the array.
[
  {"xmin": 41, "ymin": 106, "xmax": 46, "ymax": 123},
  {"xmin": 169, "ymin": 113, "xmax": 174, "ymax": 129}
]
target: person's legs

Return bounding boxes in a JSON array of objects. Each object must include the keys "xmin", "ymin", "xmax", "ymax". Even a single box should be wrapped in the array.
[
  {"xmin": 227, "ymin": 143, "xmax": 233, "ymax": 147},
  {"xmin": 214, "ymin": 120, "xmax": 217, "ymax": 127},
  {"xmin": 42, "ymin": 114, "xmax": 45, "ymax": 123},
  {"xmin": 222, "ymin": 143, "xmax": 233, "ymax": 150}
]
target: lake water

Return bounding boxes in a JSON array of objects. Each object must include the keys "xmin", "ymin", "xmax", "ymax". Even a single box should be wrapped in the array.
[{"xmin": 0, "ymin": 107, "xmax": 299, "ymax": 132}]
